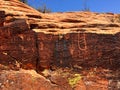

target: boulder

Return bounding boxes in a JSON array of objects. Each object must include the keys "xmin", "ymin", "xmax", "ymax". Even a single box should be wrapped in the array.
[{"xmin": 0, "ymin": 70, "xmax": 63, "ymax": 90}]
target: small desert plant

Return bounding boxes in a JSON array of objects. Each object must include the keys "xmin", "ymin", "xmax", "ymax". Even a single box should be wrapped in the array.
[
  {"xmin": 117, "ymin": 14, "xmax": 120, "ymax": 23},
  {"xmin": 68, "ymin": 74, "xmax": 82, "ymax": 88},
  {"xmin": 82, "ymin": 0, "xmax": 90, "ymax": 11},
  {"xmin": 37, "ymin": 5, "xmax": 51, "ymax": 13},
  {"xmin": 19, "ymin": 0, "xmax": 27, "ymax": 4}
]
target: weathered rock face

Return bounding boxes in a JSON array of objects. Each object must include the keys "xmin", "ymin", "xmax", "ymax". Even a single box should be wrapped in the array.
[
  {"xmin": 37, "ymin": 32, "xmax": 120, "ymax": 70},
  {"xmin": 0, "ymin": 70, "xmax": 72, "ymax": 90},
  {"xmin": 0, "ymin": 69, "xmax": 111, "ymax": 90},
  {"xmin": 0, "ymin": 11, "xmax": 37, "ymax": 70},
  {"xmin": 0, "ymin": 0, "xmax": 120, "ymax": 90},
  {"xmin": 0, "ymin": 30, "xmax": 37, "ymax": 70},
  {"xmin": 0, "ymin": 0, "xmax": 120, "ymax": 71},
  {"xmin": 66, "ymin": 33, "xmax": 120, "ymax": 69}
]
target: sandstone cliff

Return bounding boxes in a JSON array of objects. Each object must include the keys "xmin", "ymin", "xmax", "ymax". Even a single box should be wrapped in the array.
[
  {"xmin": 1, "ymin": 0, "xmax": 120, "ymax": 70},
  {"xmin": 0, "ymin": 0, "xmax": 120, "ymax": 90}
]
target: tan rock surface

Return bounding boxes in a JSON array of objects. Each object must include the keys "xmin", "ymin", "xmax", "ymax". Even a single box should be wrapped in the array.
[{"xmin": 0, "ymin": 0, "xmax": 120, "ymax": 35}]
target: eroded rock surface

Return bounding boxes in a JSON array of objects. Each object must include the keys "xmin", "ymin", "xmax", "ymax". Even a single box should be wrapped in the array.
[
  {"xmin": 0, "ymin": 0, "xmax": 120, "ymax": 69},
  {"xmin": 0, "ymin": 69, "xmax": 71, "ymax": 90},
  {"xmin": 0, "ymin": 0, "xmax": 120, "ymax": 71},
  {"xmin": 0, "ymin": 69, "xmax": 111, "ymax": 90},
  {"xmin": 0, "ymin": 0, "xmax": 120, "ymax": 90}
]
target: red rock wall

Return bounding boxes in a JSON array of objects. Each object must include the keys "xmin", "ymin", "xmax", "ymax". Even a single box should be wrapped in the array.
[
  {"xmin": 0, "ymin": 16, "xmax": 37, "ymax": 70},
  {"xmin": 0, "ymin": 27, "xmax": 120, "ymax": 71},
  {"xmin": 66, "ymin": 33, "xmax": 120, "ymax": 69},
  {"xmin": 0, "ymin": 30, "xmax": 37, "ymax": 70},
  {"xmin": 36, "ymin": 33, "xmax": 120, "ymax": 70},
  {"xmin": 36, "ymin": 33, "xmax": 58, "ymax": 70},
  {"xmin": 0, "ymin": 10, "xmax": 120, "ymax": 71}
]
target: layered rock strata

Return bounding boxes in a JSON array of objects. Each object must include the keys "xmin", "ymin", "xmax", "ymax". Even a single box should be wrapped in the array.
[{"xmin": 0, "ymin": 0, "xmax": 120, "ymax": 72}]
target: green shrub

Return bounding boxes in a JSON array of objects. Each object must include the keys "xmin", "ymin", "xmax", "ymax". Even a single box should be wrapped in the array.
[{"xmin": 68, "ymin": 74, "xmax": 82, "ymax": 88}]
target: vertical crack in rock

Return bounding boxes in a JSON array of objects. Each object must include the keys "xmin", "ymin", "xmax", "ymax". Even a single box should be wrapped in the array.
[
  {"xmin": 34, "ymin": 33, "xmax": 41, "ymax": 72},
  {"xmin": 0, "ymin": 11, "xmax": 5, "ymax": 27}
]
